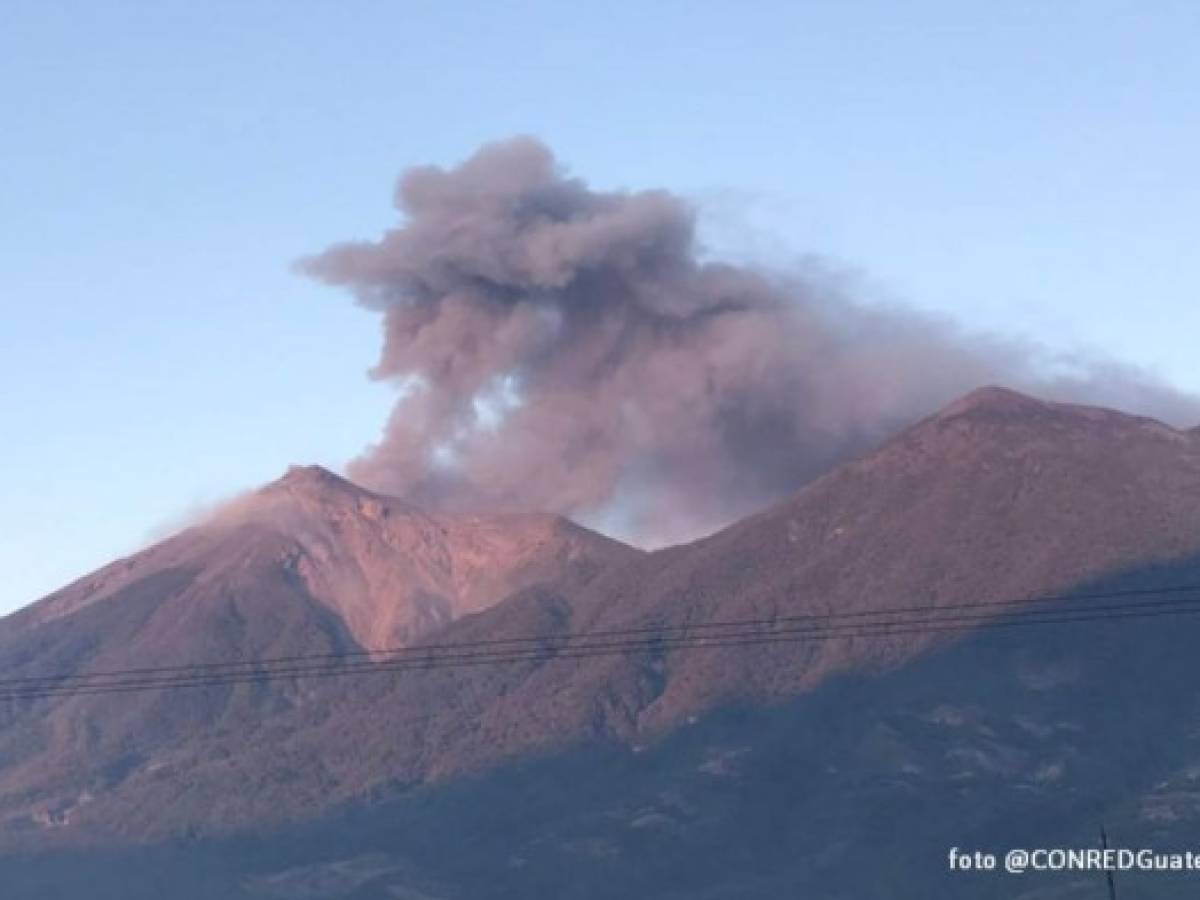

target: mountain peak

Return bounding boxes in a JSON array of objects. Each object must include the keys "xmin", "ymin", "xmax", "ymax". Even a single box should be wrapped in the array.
[
  {"xmin": 935, "ymin": 385, "xmax": 1049, "ymax": 420},
  {"xmin": 216, "ymin": 464, "xmax": 390, "ymax": 532},
  {"xmin": 262, "ymin": 464, "xmax": 366, "ymax": 499},
  {"xmin": 278, "ymin": 464, "xmax": 349, "ymax": 486},
  {"xmin": 931, "ymin": 385, "xmax": 1185, "ymax": 438}
]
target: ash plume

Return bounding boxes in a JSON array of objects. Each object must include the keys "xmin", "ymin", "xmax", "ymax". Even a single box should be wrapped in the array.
[{"xmin": 301, "ymin": 137, "xmax": 1199, "ymax": 546}]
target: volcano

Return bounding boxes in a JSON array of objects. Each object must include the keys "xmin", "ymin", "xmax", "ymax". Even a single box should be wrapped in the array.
[{"xmin": 3, "ymin": 386, "xmax": 1200, "ymax": 899}]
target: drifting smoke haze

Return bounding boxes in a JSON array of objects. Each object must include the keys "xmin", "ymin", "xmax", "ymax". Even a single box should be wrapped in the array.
[{"xmin": 301, "ymin": 137, "xmax": 1199, "ymax": 547}]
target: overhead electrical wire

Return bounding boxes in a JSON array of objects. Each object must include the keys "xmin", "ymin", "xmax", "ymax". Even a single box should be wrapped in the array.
[
  {"xmin": 2, "ymin": 583, "xmax": 1199, "ymax": 703},
  {"xmin": 7, "ymin": 583, "xmax": 1197, "ymax": 683}
]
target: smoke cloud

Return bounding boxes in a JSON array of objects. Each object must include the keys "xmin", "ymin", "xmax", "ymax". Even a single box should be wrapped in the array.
[{"xmin": 301, "ymin": 137, "xmax": 1199, "ymax": 546}]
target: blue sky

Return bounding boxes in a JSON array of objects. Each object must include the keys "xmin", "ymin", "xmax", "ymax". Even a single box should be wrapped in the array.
[{"xmin": 2, "ymin": 0, "xmax": 1198, "ymax": 613}]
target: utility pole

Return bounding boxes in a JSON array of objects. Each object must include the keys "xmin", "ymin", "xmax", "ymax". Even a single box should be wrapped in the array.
[{"xmin": 1100, "ymin": 825, "xmax": 1117, "ymax": 900}]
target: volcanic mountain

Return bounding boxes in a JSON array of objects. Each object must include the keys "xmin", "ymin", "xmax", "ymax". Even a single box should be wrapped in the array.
[
  {"xmin": 0, "ymin": 469, "xmax": 635, "ymax": 837},
  {"xmin": 14, "ymin": 464, "xmax": 636, "ymax": 647},
  {"xmin": 4, "ymin": 386, "xmax": 1200, "ymax": 898}
]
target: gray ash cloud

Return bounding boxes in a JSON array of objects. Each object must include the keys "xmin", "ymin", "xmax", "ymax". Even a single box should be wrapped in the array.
[{"xmin": 301, "ymin": 137, "xmax": 1198, "ymax": 546}]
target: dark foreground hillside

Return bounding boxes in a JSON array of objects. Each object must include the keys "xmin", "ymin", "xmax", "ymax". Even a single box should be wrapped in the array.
[
  {"xmin": 2, "ymin": 387, "xmax": 1200, "ymax": 897},
  {"xmin": 5, "ymin": 556, "xmax": 1200, "ymax": 899}
]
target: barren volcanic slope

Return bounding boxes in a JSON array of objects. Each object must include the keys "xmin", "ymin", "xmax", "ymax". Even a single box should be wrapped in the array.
[
  {"xmin": 12, "ymin": 464, "xmax": 635, "ymax": 647},
  {"xmin": 4, "ymin": 387, "xmax": 1200, "ymax": 898},
  {"xmin": 272, "ymin": 385, "xmax": 1200, "ymax": 780},
  {"xmin": 0, "ymin": 467, "xmax": 636, "ymax": 838}
]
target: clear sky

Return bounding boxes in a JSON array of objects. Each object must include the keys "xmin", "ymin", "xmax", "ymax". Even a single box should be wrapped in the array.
[{"xmin": 2, "ymin": 0, "xmax": 1198, "ymax": 614}]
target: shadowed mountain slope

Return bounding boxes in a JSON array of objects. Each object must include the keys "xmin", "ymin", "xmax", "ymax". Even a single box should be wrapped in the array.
[{"xmin": 8, "ymin": 558, "xmax": 1200, "ymax": 900}]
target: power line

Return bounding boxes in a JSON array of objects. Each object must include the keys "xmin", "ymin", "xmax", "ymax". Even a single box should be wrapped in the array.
[
  {"xmin": 7, "ymin": 583, "xmax": 1199, "ymax": 687},
  {"xmin": 2, "ymin": 584, "xmax": 1199, "ymax": 702},
  {"xmin": 7, "ymin": 588, "xmax": 1200, "ymax": 697}
]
